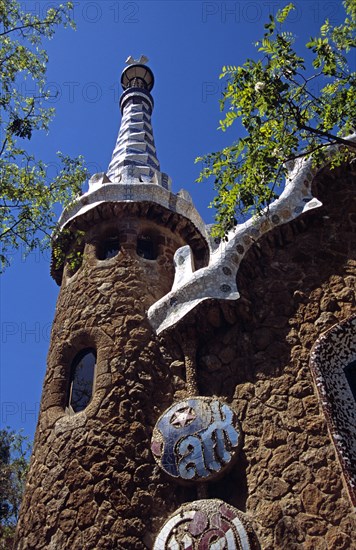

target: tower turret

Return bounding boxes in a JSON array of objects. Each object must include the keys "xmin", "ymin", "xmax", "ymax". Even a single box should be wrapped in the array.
[
  {"xmin": 50, "ymin": 57, "xmax": 209, "ymax": 285},
  {"xmin": 15, "ymin": 58, "xmax": 210, "ymax": 549}
]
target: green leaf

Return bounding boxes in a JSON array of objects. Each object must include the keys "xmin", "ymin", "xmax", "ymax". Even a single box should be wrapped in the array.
[{"xmin": 276, "ymin": 3, "xmax": 295, "ymax": 23}]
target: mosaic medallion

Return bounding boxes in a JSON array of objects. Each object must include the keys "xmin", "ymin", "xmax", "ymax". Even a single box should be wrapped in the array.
[
  {"xmin": 151, "ymin": 397, "xmax": 241, "ymax": 483},
  {"xmin": 153, "ymin": 499, "xmax": 259, "ymax": 549}
]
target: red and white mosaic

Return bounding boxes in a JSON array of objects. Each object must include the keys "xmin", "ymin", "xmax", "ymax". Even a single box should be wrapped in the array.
[{"xmin": 153, "ymin": 499, "xmax": 259, "ymax": 550}]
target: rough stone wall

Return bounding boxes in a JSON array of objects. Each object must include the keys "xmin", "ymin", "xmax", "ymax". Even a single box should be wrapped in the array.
[
  {"xmin": 191, "ymin": 166, "xmax": 356, "ymax": 549},
  {"xmin": 15, "ymin": 215, "xmax": 198, "ymax": 549},
  {"xmin": 16, "ymin": 166, "xmax": 355, "ymax": 549}
]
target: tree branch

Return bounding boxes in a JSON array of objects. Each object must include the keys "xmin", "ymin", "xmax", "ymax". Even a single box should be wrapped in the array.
[
  {"xmin": 285, "ymin": 142, "xmax": 333, "ymax": 162},
  {"xmin": 0, "ymin": 136, "xmax": 8, "ymax": 157},
  {"xmin": 298, "ymin": 124, "xmax": 356, "ymax": 148},
  {"xmin": 0, "ymin": 9, "xmax": 62, "ymax": 37},
  {"xmin": 0, "ymin": 218, "xmax": 24, "ymax": 240}
]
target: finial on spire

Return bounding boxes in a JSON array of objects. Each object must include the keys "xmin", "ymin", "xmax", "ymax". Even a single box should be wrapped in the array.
[
  {"xmin": 125, "ymin": 54, "xmax": 149, "ymax": 66},
  {"xmin": 121, "ymin": 56, "xmax": 154, "ymax": 91}
]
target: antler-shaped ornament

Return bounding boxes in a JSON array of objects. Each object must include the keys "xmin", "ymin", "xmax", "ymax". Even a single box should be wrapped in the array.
[{"xmin": 148, "ymin": 135, "xmax": 356, "ymax": 334}]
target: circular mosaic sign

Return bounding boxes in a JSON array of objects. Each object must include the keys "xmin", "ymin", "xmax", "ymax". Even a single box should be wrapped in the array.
[
  {"xmin": 153, "ymin": 499, "xmax": 259, "ymax": 550},
  {"xmin": 151, "ymin": 397, "xmax": 241, "ymax": 483}
]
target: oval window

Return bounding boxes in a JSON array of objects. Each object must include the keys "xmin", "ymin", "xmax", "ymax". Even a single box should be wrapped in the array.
[
  {"xmin": 137, "ymin": 235, "xmax": 156, "ymax": 260},
  {"xmin": 68, "ymin": 349, "xmax": 96, "ymax": 413},
  {"xmin": 97, "ymin": 237, "xmax": 120, "ymax": 260}
]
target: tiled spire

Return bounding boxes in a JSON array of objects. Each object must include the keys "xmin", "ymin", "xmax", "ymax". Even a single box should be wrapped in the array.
[
  {"xmin": 107, "ymin": 56, "xmax": 170, "ymax": 189},
  {"xmin": 56, "ymin": 56, "xmax": 209, "ymax": 261}
]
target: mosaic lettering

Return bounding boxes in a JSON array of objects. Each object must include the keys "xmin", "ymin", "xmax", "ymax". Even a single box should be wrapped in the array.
[{"xmin": 151, "ymin": 397, "xmax": 241, "ymax": 483}]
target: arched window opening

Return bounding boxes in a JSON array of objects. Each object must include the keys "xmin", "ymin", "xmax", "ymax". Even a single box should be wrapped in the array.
[
  {"xmin": 137, "ymin": 235, "xmax": 156, "ymax": 260},
  {"xmin": 97, "ymin": 237, "xmax": 120, "ymax": 260},
  {"xmin": 68, "ymin": 349, "xmax": 96, "ymax": 413},
  {"xmin": 344, "ymin": 360, "xmax": 356, "ymax": 401}
]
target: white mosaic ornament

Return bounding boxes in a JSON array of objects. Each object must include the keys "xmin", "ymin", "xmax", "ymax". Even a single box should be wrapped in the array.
[{"xmin": 153, "ymin": 499, "xmax": 259, "ymax": 549}]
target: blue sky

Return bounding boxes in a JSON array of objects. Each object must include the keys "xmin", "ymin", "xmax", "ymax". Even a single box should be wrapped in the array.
[{"xmin": 0, "ymin": 0, "xmax": 352, "ymax": 442}]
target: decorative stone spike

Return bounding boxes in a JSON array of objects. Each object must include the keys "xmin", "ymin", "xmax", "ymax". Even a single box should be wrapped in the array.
[
  {"xmin": 151, "ymin": 397, "xmax": 242, "ymax": 483},
  {"xmin": 153, "ymin": 499, "xmax": 259, "ymax": 549}
]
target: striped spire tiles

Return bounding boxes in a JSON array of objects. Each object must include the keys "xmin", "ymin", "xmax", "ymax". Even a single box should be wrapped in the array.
[{"xmin": 107, "ymin": 89, "xmax": 166, "ymax": 185}]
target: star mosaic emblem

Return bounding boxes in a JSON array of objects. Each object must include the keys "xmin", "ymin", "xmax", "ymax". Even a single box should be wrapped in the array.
[{"xmin": 170, "ymin": 406, "xmax": 196, "ymax": 428}]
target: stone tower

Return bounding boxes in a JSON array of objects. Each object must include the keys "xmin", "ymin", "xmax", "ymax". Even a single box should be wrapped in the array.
[{"xmin": 15, "ymin": 59, "xmax": 356, "ymax": 549}]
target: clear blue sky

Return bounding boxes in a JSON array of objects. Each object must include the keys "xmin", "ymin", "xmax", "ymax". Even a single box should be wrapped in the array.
[{"xmin": 0, "ymin": 0, "xmax": 352, "ymax": 442}]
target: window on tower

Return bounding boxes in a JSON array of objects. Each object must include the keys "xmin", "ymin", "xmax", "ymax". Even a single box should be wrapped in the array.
[
  {"xmin": 97, "ymin": 237, "xmax": 120, "ymax": 260},
  {"xmin": 137, "ymin": 235, "xmax": 157, "ymax": 260},
  {"xmin": 68, "ymin": 349, "xmax": 96, "ymax": 413}
]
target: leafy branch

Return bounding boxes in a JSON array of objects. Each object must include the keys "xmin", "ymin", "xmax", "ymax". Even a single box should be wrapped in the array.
[
  {"xmin": 197, "ymin": 1, "xmax": 356, "ymax": 237},
  {"xmin": 0, "ymin": 1, "xmax": 88, "ymax": 272}
]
